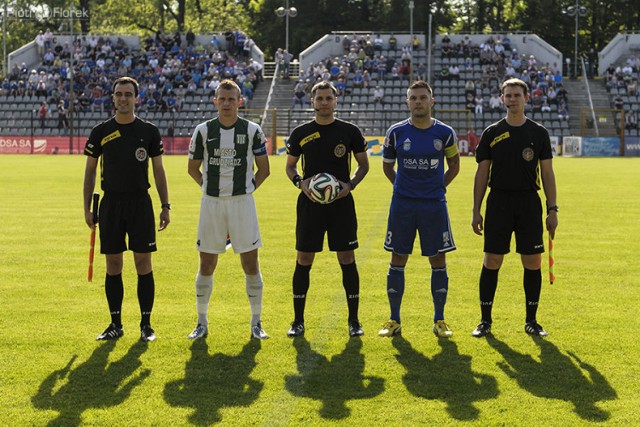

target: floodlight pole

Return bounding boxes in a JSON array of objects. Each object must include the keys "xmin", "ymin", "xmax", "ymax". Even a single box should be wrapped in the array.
[
  {"xmin": 563, "ymin": 0, "xmax": 587, "ymax": 79},
  {"xmin": 409, "ymin": 1, "xmax": 414, "ymax": 83},
  {"xmin": 3, "ymin": 0, "xmax": 7, "ymax": 77},
  {"xmin": 276, "ymin": 0, "xmax": 297, "ymax": 53},
  {"xmin": 68, "ymin": 1, "xmax": 75, "ymax": 154}
]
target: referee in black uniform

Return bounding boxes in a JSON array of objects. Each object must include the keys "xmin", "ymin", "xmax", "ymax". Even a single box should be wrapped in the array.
[
  {"xmin": 471, "ymin": 78, "xmax": 558, "ymax": 338},
  {"xmin": 83, "ymin": 76, "xmax": 170, "ymax": 342},
  {"xmin": 285, "ymin": 81, "xmax": 370, "ymax": 338}
]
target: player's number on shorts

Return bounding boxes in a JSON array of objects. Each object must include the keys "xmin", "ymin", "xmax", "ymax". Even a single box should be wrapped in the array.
[{"xmin": 385, "ymin": 231, "xmax": 392, "ymax": 246}]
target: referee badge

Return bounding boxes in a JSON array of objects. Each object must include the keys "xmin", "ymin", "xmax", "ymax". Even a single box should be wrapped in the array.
[
  {"xmin": 522, "ymin": 147, "xmax": 534, "ymax": 161},
  {"xmin": 433, "ymin": 139, "xmax": 443, "ymax": 151},
  {"xmin": 334, "ymin": 144, "xmax": 346, "ymax": 158},
  {"xmin": 135, "ymin": 147, "xmax": 148, "ymax": 162}
]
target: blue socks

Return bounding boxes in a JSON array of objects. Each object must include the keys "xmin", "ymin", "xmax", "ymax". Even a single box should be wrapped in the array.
[
  {"xmin": 431, "ymin": 267, "xmax": 449, "ymax": 322},
  {"xmin": 387, "ymin": 265, "xmax": 405, "ymax": 322}
]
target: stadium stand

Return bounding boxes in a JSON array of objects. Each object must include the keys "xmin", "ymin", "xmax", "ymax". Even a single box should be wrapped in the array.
[
  {"xmin": 604, "ymin": 56, "xmax": 640, "ymax": 137},
  {"xmin": 0, "ymin": 30, "xmax": 263, "ymax": 140}
]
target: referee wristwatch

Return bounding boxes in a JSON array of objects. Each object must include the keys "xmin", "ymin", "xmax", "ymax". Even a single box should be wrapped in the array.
[
  {"xmin": 292, "ymin": 175, "xmax": 303, "ymax": 189},
  {"xmin": 547, "ymin": 205, "xmax": 559, "ymax": 214},
  {"xmin": 161, "ymin": 203, "xmax": 171, "ymax": 210}
]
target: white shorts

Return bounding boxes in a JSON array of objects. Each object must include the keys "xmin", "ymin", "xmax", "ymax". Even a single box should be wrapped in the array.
[{"xmin": 197, "ymin": 194, "xmax": 262, "ymax": 254}]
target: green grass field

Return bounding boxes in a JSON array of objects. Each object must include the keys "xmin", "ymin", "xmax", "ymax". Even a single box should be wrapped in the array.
[{"xmin": 1, "ymin": 154, "xmax": 639, "ymax": 426}]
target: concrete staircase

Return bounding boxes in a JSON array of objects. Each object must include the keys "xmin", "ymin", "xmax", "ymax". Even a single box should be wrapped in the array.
[{"xmin": 562, "ymin": 79, "xmax": 618, "ymax": 137}]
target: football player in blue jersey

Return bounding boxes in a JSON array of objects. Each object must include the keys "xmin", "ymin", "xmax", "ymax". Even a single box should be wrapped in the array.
[{"xmin": 379, "ymin": 80, "xmax": 460, "ymax": 338}]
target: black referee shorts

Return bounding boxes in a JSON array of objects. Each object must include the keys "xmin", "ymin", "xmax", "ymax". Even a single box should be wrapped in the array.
[
  {"xmin": 99, "ymin": 192, "xmax": 157, "ymax": 254},
  {"xmin": 296, "ymin": 193, "xmax": 358, "ymax": 253},
  {"xmin": 483, "ymin": 190, "xmax": 544, "ymax": 255}
]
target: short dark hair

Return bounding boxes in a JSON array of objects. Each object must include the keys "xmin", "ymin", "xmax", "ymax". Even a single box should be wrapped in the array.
[
  {"xmin": 407, "ymin": 80, "xmax": 433, "ymax": 97},
  {"xmin": 311, "ymin": 81, "xmax": 338, "ymax": 97},
  {"xmin": 112, "ymin": 76, "xmax": 139, "ymax": 97},
  {"xmin": 215, "ymin": 79, "xmax": 241, "ymax": 98},
  {"xmin": 501, "ymin": 78, "xmax": 528, "ymax": 96}
]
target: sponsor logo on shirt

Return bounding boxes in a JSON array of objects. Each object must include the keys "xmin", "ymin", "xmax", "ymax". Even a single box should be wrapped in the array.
[
  {"xmin": 100, "ymin": 130, "xmax": 121, "ymax": 146},
  {"xmin": 300, "ymin": 131, "xmax": 320, "ymax": 147},
  {"xmin": 490, "ymin": 131, "xmax": 510, "ymax": 147}
]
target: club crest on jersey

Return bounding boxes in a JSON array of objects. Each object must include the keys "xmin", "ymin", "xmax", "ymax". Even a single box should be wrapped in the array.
[
  {"xmin": 236, "ymin": 134, "xmax": 247, "ymax": 145},
  {"xmin": 402, "ymin": 138, "xmax": 411, "ymax": 151},
  {"xmin": 522, "ymin": 147, "xmax": 534, "ymax": 161},
  {"xmin": 135, "ymin": 147, "xmax": 148, "ymax": 161},
  {"xmin": 433, "ymin": 139, "xmax": 443, "ymax": 151},
  {"xmin": 334, "ymin": 143, "xmax": 346, "ymax": 158}
]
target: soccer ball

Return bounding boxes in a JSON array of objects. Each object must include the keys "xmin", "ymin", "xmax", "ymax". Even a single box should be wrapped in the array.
[{"xmin": 308, "ymin": 173, "xmax": 341, "ymax": 204}]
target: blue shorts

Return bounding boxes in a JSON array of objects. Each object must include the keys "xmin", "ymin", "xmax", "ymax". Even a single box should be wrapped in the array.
[{"xmin": 384, "ymin": 194, "xmax": 456, "ymax": 257}]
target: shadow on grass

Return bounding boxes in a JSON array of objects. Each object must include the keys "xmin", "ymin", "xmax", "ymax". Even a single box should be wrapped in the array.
[
  {"xmin": 285, "ymin": 337, "xmax": 384, "ymax": 419},
  {"xmin": 487, "ymin": 336, "xmax": 617, "ymax": 422},
  {"xmin": 32, "ymin": 340, "xmax": 150, "ymax": 427},
  {"xmin": 392, "ymin": 335, "xmax": 498, "ymax": 421},
  {"xmin": 164, "ymin": 339, "xmax": 263, "ymax": 425}
]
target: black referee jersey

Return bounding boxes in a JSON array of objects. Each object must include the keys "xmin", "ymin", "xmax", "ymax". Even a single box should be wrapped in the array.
[
  {"xmin": 286, "ymin": 118, "xmax": 367, "ymax": 182},
  {"xmin": 84, "ymin": 117, "xmax": 164, "ymax": 193},
  {"xmin": 475, "ymin": 118, "xmax": 552, "ymax": 192}
]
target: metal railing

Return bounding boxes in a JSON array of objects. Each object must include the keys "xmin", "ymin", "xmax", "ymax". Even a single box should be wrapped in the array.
[{"xmin": 581, "ymin": 57, "xmax": 599, "ymax": 136}]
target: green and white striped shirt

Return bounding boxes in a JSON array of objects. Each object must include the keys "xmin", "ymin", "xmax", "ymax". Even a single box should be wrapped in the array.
[{"xmin": 188, "ymin": 117, "xmax": 267, "ymax": 197}]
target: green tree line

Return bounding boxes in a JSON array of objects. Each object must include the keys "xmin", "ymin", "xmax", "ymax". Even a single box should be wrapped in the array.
[{"xmin": 1, "ymin": 0, "xmax": 639, "ymax": 74}]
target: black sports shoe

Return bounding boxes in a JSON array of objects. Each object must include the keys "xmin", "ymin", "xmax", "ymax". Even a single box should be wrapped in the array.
[
  {"xmin": 349, "ymin": 320, "xmax": 364, "ymax": 337},
  {"xmin": 525, "ymin": 321, "xmax": 549, "ymax": 337},
  {"xmin": 472, "ymin": 321, "xmax": 492, "ymax": 338},
  {"xmin": 287, "ymin": 320, "xmax": 305, "ymax": 337},
  {"xmin": 96, "ymin": 323, "xmax": 123, "ymax": 341},
  {"xmin": 140, "ymin": 325, "xmax": 157, "ymax": 342}
]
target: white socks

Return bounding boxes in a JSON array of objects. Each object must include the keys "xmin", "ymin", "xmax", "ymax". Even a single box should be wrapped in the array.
[
  {"xmin": 245, "ymin": 273, "xmax": 264, "ymax": 326},
  {"xmin": 195, "ymin": 273, "xmax": 213, "ymax": 326}
]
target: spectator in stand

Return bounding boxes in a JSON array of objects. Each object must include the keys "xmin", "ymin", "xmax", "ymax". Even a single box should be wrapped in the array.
[
  {"xmin": 412, "ymin": 35, "xmax": 421, "ymax": 50},
  {"xmin": 488, "ymin": 93, "xmax": 502, "ymax": 112},
  {"xmin": 342, "ymin": 35, "xmax": 352, "ymax": 53},
  {"xmin": 293, "ymin": 79, "xmax": 308, "ymax": 108},
  {"xmin": 186, "ymin": 29, "xmax": 196, "ymax": 47},
  {"xmin": 57, "ymin": 101, "xmax": 69, "ymax": 130},
  {"xmin": 556, "ymin": 84, "xmax": 569, "ymax": 105},
  {"xmin": 388, "ymin": 34, "xmax": 397, "ymax": 50},
  {"xmin": 35, "ymin": 31, "xmax": 45, "ymax": 57},
  {"xmin": 613, "ymin": 94, "xmax": 624, "ymax": 110},
  {"xmin": 352, "ymin": 70, "xmax": 364, "ymax": 89},
  {"xmin": 335, "ymin": 77, "xmax": 347, "ymax": 96},
  {"xmin": 465, "ymin": 93, "xmax": 475, "ymax": 111},
  {"xmin": 448, "ymin": 64, "xmax": 460, "ymax": 80},
  {"xmin": 541, "ymin": 100, "xmax": 551, "ymax": 113},
  {"xmin": 362, "ymin": 70, "xmax": 371, "ymax": 88},
  {"xmin": 242, "ymin": 79, "xmax": 254, "ymax": 100},
  {"xmin": 38, "ymin": 102, "xmax": 48, "ymax": 128},
  {"xmin": 626, "ymin": 110, "xmax": 638, "ymax": 130},
  {"xmin": 557, "ymin": 101, "xmax": 569, "ymax": 120},
  {"xmin": 416, "ymin": 62, "xmax": 427, "ymax": 81},
  {"xmin": 373, "ymin": 85, "xmax": 384, "ymax": 104},
  {"xmin": 373, "ymin": 34, "xmax": 383, "ymax": 52},
  {"xmin": 465, "ymin": 80, "xmax": 476, "ymax": 98},
  {"xmin": 475, "ymin": 94, "xmax": 484, "ymax": 115},
  {"xmin": 627, "ymin": 79, "xmax": 638, "ymax": 97}
]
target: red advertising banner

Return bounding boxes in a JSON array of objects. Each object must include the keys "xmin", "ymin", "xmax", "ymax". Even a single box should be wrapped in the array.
[{"xmin": 0, "ymin": 135, "xmax": 274, "ymax": 155}]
